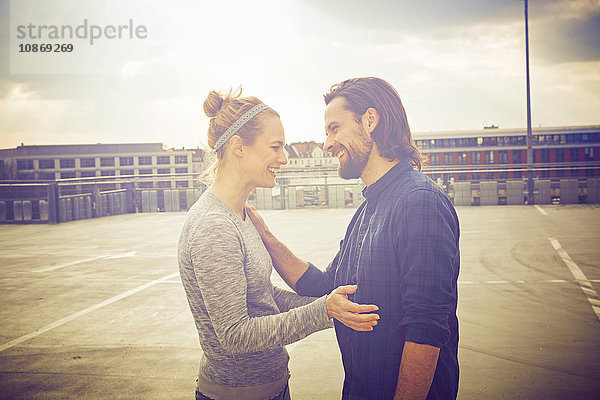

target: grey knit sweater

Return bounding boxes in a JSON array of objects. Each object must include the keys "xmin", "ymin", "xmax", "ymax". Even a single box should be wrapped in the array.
[{"xmin": 178, "ymin": 190, "xmax": 332, "ymax": 388}]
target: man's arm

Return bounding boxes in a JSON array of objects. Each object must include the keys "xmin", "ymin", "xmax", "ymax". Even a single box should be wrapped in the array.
[
  {"xmin": 246, "ymin": 204, "xmax": 308, "ymax": 291},
  {"xmin": 246, "ymin": 205, "xmax": 380, "ymax": 332},
  {"xmin": 395, "ymin": 189, "xmax": 460, "ymax": 398},
  {"xmin": 393, "ymin": 341, "xmax": 440, "ymax": 400}
]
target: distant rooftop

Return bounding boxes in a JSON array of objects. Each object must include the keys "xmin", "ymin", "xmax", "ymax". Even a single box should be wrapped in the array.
[
  {"xmin": 412, "ymin": 124, "xmax": 600, "ymax": 139},
  {"xmin": 1, "ymin": 143, "xmax": 165, "ymax": 156}
]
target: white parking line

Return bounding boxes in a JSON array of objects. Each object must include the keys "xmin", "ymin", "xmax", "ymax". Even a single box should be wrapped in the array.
[
  {"xmin": 549, "ymin": 238, "xmax": 600, "ymax": 321},
  {"xmin": 0, "ymin": 272, "xmax": 179, "ymax": 353},
  {"xmin": 32, "ymin": 251, "xmax": 137, "ymax": 273},
  {"xmin": 535, "ymin": 205, "xmax": 549, "ymax": 216},
  {"xmin": 457, "ymin": 279, "xmax": 598, "ymax": 285},
  {"xmin": 32, "ymin": 255, "xmax": 108, "ymax": 273}
]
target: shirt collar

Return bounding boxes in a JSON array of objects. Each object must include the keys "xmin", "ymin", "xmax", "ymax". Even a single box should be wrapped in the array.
[{"xmin": 362, "ymin": 158, "xmax": 413, "ymax": 201}]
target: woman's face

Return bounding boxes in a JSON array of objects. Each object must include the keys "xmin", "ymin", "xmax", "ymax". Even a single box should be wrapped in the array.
[{"xmin": 241, "ymin": 116, "xmax": 288, "ymax": 189}]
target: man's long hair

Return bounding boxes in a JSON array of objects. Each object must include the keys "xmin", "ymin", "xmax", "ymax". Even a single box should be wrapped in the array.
[{"xmin": 324, "ymin": 77, "xmax": 425, "ymax": 171}]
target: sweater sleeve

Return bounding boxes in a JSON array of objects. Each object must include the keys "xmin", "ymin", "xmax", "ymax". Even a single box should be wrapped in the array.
[
  {"xmin": 272, "ymin": 285, "xmax": 332, "ymax": 320},
  {"xmin": 190, "ymin": 215, "xmax": 332, "ymax": 355}
]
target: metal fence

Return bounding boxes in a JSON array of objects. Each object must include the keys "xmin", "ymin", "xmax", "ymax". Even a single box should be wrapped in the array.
[{"xmin": 1, "ymin": 170, "xmax": 599, "ymax": 224}]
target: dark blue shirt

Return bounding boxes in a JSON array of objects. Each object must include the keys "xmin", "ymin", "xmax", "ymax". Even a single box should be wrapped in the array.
[{"xmin": 296, "ymin": 159, "xmax": 460, "ymax": 399}]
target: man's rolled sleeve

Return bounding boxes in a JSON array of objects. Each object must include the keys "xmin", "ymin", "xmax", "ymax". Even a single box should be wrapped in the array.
[
  {"xmin": 296, "ymin": 262, "xmax": 333, "ymax": 297},
  {"xmin": 397, "ymin": 188, "xmax": 459, "ymax": 348}
]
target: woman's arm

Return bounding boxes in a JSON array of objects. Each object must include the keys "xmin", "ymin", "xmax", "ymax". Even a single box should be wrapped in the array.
[{"xmin": 191, "ymin": 216, "xmax": 332, "ymax": 355}]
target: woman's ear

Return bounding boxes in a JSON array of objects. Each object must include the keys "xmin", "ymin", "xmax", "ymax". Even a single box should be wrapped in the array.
[{"xmin": 230, "ymin": 135, "xmax": 244, "ymax": 157}]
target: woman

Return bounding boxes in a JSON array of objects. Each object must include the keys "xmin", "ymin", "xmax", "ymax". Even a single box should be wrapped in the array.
[{"xmin": 178, "ymin": 89, "xmax": 377, "ymax": 400}]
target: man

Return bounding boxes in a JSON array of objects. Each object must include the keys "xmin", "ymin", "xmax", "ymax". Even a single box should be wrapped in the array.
[{"xmin": 247, "ymin": 77, "xmax": 460, "ymax": 399}]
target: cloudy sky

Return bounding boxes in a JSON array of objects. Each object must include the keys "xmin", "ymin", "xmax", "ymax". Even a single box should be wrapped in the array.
[{"xmin": 1, "ymin": 0, "xmax": 599, "ymax": 149}]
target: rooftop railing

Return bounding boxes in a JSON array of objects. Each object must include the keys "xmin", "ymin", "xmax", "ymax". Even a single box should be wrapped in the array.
[{"xmin": 0, "ymin": 166, "xmax": 599, "ymax": 223}]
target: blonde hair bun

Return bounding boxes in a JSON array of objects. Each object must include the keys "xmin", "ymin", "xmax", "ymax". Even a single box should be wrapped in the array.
[{"xmin": 203, "ymin": 90, "xmax": 224, "ymax": 118}]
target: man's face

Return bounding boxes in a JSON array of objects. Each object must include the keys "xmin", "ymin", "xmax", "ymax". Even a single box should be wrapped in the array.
[{"xmin": 324, "ymin": 97, "xmax": 373, "ymax": 180}]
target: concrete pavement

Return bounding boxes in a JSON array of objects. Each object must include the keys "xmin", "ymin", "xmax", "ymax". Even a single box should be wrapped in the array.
[{"xmin": 0, "ymin": 205, "xmax": 599, "ymax": 399}]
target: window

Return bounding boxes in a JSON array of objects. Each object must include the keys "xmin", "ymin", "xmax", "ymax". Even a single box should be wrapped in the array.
[
  {"xmin": 120, "ymin": 157, "xmax": 134, "ymax": 166},
  {"xmin": 175, "ymin": 155, "xmax": 188, "ymax": 164},
  {"xmin": 586, "ymin": 167, "xmax": 594, "ymax": 176},
  {"xmin": 175, "ymin": 167, "xmax": 188, "ymax": 174},
  {"xmin": 80, "ymin": 158, "xmax": 95, "ymax": 168},
  {"xmin": 444, "ymin": 153, "xmax": 453, "ymax": 165},
  {"xmin": 81, "ymin": 171, "xmax": 96, "ymax": 178},
  {"xmin": 39, "ymin": 172, "xmax": 56, "ymax": 180},
  {"xmin": 486, "ymin": 171, "xmax": 495, "ymax": 180},
  {"xmin": 458, "ymin": 173, "xmax": 467, "ymax": 181},
  {"xmin": 60, "ymin": 172, "xmax": 76, "ymax": 179},
  {"xmin": 39, "ymin": 159, "xmax": 55, "ymax": 169},
  {"xmin": 556, "ymin": 148, "xmax": 565, "ymax": 163},
  {"xmin": 158, "ymin": 168, "xmax": 170, "ymax": 174},
  {"xmin": 101, "ymin": 170, "xmax": 115, "ymax": 176},
  {"xmin": 59, "ymin": 159, "xmax": 75, "ymax": 168},
  {"xmin": 17, "ymin": 172, "xmax": 35, "ymax": 180},
  {"xmin": 509, "ymin": 136, "xmax": 525, "ymax": 146},
  {"xmin": 584, "ymin": 147, "xmax": 595, "ymax": 161},
  {"xmin": 560, "ymin": 135, "xmax": 567, "ymax": 144},
  {"xmin": 483, "ymin": 137, "xmax": 497, "ymax": 146},
  {"xmin": 513, "ymin": 150, "xmax": 522, "ymax": 165},
  {"xmin": 100, "ymin": 157, "xmax": 115, "ymax": 167},
  {"xmin": 157, "ymin": 156, "xmax": 170, "ymax": 164},
  {"xmin": 138, "ymin": 156, "xmax": 152, "ymax": 165},
  {"xmin": 120, "ymin": 169, "xmax": 134, "ymax": 176},
  {"xmin": 157, "ymin": 181, "xmax": 171, "ymax": 188},
  {"xmin": 139, "ymin": 169, "xmax": 152, "ymax": 175},
  {"xmin": 472, "ymin": 172, "xmax": 480, "ymax": 180},
  {"xmin": 499, "ymin": 151, "xmax": 508, "ymax": 164},
  {"xmin": 570, "ymin": 148, "xmax": 580, "ymax": 162},
  {"xmin": 541, "ymin": 149, "xmax": 550, "ymax": 163},
  {"xmin": 458, "ymin": 153, "xmax": 467, "ymax": 165},
  {"xmin": 472, "ymin": 152, "xmax": 481, "ymax": 164},
  {"xmin": 477, "ymin": 137, "xmax": 483, "ymax": 146},
  {"xmin": 17, "ymin": 159, "xmax": 34, "ymax": 170},
  {"xmin": 485, "ymin": 151, "xmax": 494, "ymax": 164},
  {"xmin": 176, "ymin": 181, "xmax": 189, "ymax": 188}
]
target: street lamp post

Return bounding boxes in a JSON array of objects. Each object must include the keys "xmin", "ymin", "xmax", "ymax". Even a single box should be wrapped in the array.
[{"xmin": 525, "ymin": 0, "xmax": 534, "ymax": 204}]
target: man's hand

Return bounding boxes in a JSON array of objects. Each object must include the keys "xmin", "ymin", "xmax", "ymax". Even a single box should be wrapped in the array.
[
  {"xmin": 245, "ymin": 204, "xmax": 270, "ymax": 238},
  {"xmin": 326, "ymin": 285, "xmax": 379, "ymax": 331},
  {"xmin": 244, "ymin": 204, "xmax": 308, "ymax": 291}
]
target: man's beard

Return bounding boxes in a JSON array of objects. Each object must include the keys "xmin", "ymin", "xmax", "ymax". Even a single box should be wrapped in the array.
[{"xmin": 338, "ymin": 124, "xmax": 373, "ymax": 180}]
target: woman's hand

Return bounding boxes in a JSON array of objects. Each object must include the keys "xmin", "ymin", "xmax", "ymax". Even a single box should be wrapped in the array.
[{"xmin": 326, "ymin": 285, "xmax": 379, "ymax": 331}]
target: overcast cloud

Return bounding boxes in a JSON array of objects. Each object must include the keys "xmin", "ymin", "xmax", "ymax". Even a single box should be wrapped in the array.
[{"xmin": 0, "ymin": 0, "xmax": 599, "ymax": 149}]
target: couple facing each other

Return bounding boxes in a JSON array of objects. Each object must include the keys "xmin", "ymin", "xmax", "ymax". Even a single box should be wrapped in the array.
[{"xmin": 178, "ymin": 77, "xmax": 460, "ymax": 400}]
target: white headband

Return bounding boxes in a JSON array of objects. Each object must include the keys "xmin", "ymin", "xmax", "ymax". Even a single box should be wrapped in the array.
[{"xmin": 213, "ymin": 103, "xmax": 269, "ymax": 151}]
